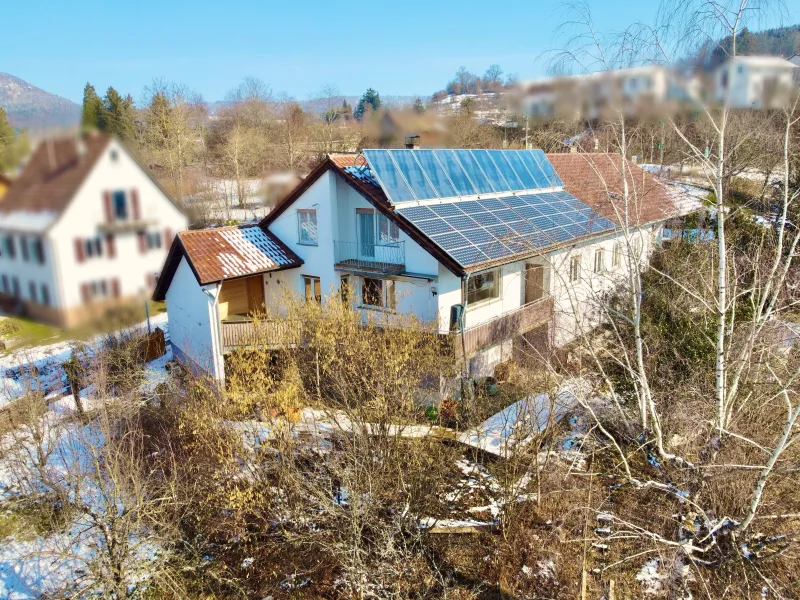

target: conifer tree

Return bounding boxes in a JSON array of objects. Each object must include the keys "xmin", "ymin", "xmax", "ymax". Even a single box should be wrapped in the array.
[
  {"xmin": 0, "ymin": 107, "xmax": 27, "ymax": 173},
  {"xmin": 81, "ymin": 83, "xmax": 105, "ymax": 131},
  {"xmin": 354, "ymin": 88, "xmax": 381, "ymax": 120},
  {"xmin": 102, "ymin": 87, "xmax": 136, "ymax": 142}
]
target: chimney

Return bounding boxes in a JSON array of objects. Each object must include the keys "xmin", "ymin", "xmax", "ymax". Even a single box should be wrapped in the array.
[{"xmin": 404, "ymin": 135, "xmax": 420, "ymax": 150}]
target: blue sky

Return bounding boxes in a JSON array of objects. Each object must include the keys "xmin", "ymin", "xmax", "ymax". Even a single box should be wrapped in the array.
[{"xmin": 3, "ymin": 0, "xmax": 798, "ymax": 105}]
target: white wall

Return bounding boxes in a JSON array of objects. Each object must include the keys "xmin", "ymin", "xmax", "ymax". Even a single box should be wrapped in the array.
[
  {"xmin": 48, "ymin": 139, "xmax": 188, "ymax": 310},
  {"xmin": 266, "ymin": 170, "xmax": 442, "ymax": 324},
  {"xmin": 549, "ymin": 225, "xmax": 658, "ymax": 347},
  {"xmin": 166, "ymin": 257, "xmax": 223, "ymax": 379}
]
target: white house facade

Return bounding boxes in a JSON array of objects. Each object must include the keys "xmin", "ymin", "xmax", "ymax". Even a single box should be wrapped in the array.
[
  {"xmin": 0, "ymin": 133, "xmax": 188, "ymax": 327},
  {"xmin": 154, "ymin": 149, "xmax": 684, "ymax": 382}
]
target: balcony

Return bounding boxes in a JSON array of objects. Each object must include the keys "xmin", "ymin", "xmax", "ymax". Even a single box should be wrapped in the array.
[
  {"xmin": 333, "ymin": 240, "xmax": 405, "ymax": 275},
  {"xmin": 452, "ymin": 297, "xmax": 554, "ymax": 358},
  {"xmin": 221, "ymin": 319, "xmax": 302, "ymax": 352}
]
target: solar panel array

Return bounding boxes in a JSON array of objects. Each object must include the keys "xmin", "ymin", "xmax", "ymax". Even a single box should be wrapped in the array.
[
  {"xmin": 363, "ymin": 149, "xmax": 563, "ymax": 204},
  {"xmin": 395, "ymin": 190, "xmax": 617, "ymax": 268}
]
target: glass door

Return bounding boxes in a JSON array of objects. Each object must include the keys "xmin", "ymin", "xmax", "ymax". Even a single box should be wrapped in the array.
[{"xmin": 358, "ymin": 211, "xmax": 375, "ymax": 259}]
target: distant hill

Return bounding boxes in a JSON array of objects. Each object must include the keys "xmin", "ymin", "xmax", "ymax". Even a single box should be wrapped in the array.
[
  {"xmin": 0, "ymin": 73, "xmax": 81, "ymax": 130},
  {"xmin": 691, "ymin": 24, "xmax": 800, "ymax": 69}
]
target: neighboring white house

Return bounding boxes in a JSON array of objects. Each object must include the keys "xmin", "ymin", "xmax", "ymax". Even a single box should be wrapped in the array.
[
  {"xmin": 0, "ymin": 133, "xmax": 188, "ymax": 328},
  {"xmin": 154, "ymin": 149, "xmax": 688, "ymax": 382},
  {"xmin": 714, "ymin": 55, "xmax": 799, "ymax": 109}
]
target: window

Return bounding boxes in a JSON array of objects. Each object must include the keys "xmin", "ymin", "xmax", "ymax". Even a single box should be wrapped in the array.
[
  {"xmin": 340, "ymin": 275, "xmax": 350, "ymax": 303},
  {"xmin": 569, "ymin": 256, "xmax": 581, "ymax": 282},
  {"xmin": 88, "ymin": 280, "xmax": 109, "ymax": 299},
  {"xmin": 466, "ymin": 269, "xmax": 500, "ymax": 305},
  {"xmin": 11, "ymin": 276, "xmax": 20, "ymax": 298},
  {"xmin": 593, "ymin": 249, "xmax": 604, "ymax": 273},
  {"xmin": 85, "ymin": 237, "xmax": 103, "ymax": 259},
  {"xmin": 613, "ymin": 243, "xmax": 622, "ymax": 268},
  {"xmin": 147, "ymin": 232, "xmax": 162, "ymax": 250},
  {"xmin": 3, "ymin": 236, "xmax": 14, "ymax": 259},
  {"xmin": 1, "ymin": 275, "xmax": 7, "ymax": 294},
  {"xmin": 28, "ymin": 281, "xmax": 37, "ymax": 302},
  {"xmin": 362, "ymin": 277, "xmax": 395, "ymax": 310},
  {"xmin": 21, "ymin": 237, "xmax": 29, "ymax": 262},
  {"xmin": 303, "ymin": 275, "xmax": 321, "ymax": 303},
  {"xmin": 32, "ymin": 238, "xmax": 45, "ymax": 264},
  {"xmin": 298, "ymin": 209, "xmax": 318, "ymax": 245},
  {"xmin": 113, "ymin": 191, "xmax": 128, "ymax": 220},
  {"xmin": 377, "ymin": 214, "xmax": 400, "ymax": 244},
  {"xmin": 40, "ymin": 284, "xmax": 50, "ymax": 306}
]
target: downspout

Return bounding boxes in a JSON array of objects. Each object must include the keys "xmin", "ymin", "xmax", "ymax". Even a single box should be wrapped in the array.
[
  {"xmin": 460, "ymin": 274, "xmax": 469, "ymax": 378},
  {"xmin": 203, "ymin": 282, "xmax": 224, "ymax": 384}
]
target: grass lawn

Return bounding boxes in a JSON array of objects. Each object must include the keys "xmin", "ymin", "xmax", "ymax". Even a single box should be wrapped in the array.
[{"xmin": 0, "ymin": 301, "xmax": 166, "ymax": 357}]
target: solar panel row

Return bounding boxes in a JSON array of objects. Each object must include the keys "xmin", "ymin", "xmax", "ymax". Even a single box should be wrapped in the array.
[
  {"xmin": 363, "ymin": 149, "xmax": 564, "ymax": 204},
  {"xmin": 396, "ymin": 191, "xmax": 616, "ymax": 268}
]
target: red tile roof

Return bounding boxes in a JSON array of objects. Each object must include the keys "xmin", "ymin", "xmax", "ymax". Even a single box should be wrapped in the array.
[
  {"xmin": 179, "ymin": 225, "xmax": 302, "ymax": 284},
  {"xmin": 0, "ymin": 133, "xmax": 112, "ymax": 215},
  {"xmin": 547, "ymin": 153, "xmax": 679, "ymax": 226}
]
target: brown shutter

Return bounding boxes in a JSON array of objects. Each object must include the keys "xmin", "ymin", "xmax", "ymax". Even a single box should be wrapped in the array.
[
  {"xmin": 111, "ymin": 278, "xmax": 121, "ymax": 299},
  {"xmin": 80, "ymin": 283, "xmax": 90, "ymax": 303},
  {"xmin": 106, "ymin": 234, "xmax": 116, "ymax": 259},
  {"xmin": 163, "ymin": 228, "xmax": 173, "ymax": 248},
  {"xmin": 131, "ymin": 189, "xmax": 140, "ymax": 220},
  {"xmin": 75, "ymin": 239, "xmax": 85, "ymax": 263},
  {"xmin": 138, "ymin": 231, "xmax": 147, "ymax": 254},
  {"xmin": 103, "ymin": 191, "xmax": 113, "ymax": 223}
]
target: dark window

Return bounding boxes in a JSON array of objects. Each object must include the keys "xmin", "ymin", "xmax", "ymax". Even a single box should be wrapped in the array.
[
  {"xmin": 1, "ymin": 275, "xmax": 7, "ymax": 293},
  {"xmin": 40, "ymin": 284, "xmax": 50, "ymax": 306},
  {"xmin": 28, "ymin": 281, "xmax": 37, "ymax": 302},
  {"xmin": 113, "ymin": 191, "xmax": 127, "ymax": 220},
  {"xmin": 362, "ymin": 277, "xmax": 383, "ymax": 307},
  {"xmin": 85, "ymin": 237, "xmax": 103, "ymax": 259},
  {"xmin": 466, "ymin": 269, "xmax": 500, "ymax": 304},
  {"xmin": 11, "ymin": 277, "xmax": 20, "ymax": 298},
  {"xmin": 4, "ymin": 237, "xmax": 14, "ymax": 259},
  {"xmin": 21, "ymin": 237, "xmax": 29, "ymax": 262},
  {"xmin": 32, "ymin": 238, "xmax": 45, "ymax": 264},
  {"xmin": 340, "ymin": 275, "xmax": 350, "ymax": 303},
  {"xmin": 147, "ymin": 232, "xmax": 162, "ymax": 250}
]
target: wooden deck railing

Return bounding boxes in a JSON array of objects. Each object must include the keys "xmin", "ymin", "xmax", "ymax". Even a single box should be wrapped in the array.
[
  {"xmin": 221, "ymin": 320, "xmax": 302, "ymax": 351},
  {"xmin": 453, "ymin": 297, "xmax": 554, "ymax": 358}
]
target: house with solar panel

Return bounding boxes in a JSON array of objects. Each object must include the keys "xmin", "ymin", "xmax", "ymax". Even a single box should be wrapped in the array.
[{"xmin": 153, "ymin": 149, "xmax": 685, "ymax": 381}]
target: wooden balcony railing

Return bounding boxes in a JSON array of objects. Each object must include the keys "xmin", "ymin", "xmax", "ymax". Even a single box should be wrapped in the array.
[
  {"xmin": 452, "ymin": 297, "xmax": 554, "ymax": 358},
  {"xmin": 221, "ymin": 319, "xmax": 302, "ymax": 351}
]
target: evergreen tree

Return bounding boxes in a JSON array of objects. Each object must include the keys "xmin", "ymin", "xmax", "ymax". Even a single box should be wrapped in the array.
[
  {"xmin": 0, "ymin": 107, "xmax": 27, "ymax": 173},
  {"xmin": 340, "ymin": 99, "xmax": 353, "ymax": 121},
  {"xmin": 102, "ymin": 87, "xmax": 136, "ymax": 141},
  {"xmin": 412, "ymin": 97, "xmax": 426, "ymax": 114},
  {"xmin": 354, "ymin": 88, "xmax": 381, "ymax": 120},
  {"xmin": 81, "ymin": 83, "xmax": 105, "ymax": 131}
]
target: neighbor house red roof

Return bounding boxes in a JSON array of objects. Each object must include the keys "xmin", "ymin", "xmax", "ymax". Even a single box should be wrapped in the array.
[
  {"xmin": 0, "ymin": 133, "xmax": 112, "ymax": 215},
  {"xmin": 547, "ymin": 153, "xmax": 679, "ymax": 226}
]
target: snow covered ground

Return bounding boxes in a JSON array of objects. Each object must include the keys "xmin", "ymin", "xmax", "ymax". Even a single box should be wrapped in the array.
[{"xmin": 0, "ymin": 313, "xmax": 169, "ymax": 408}]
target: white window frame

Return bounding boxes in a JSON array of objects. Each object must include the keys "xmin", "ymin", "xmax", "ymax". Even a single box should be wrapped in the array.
[
  {"xmin": 377, "ymin": 213, "xmax": 400, "ymax": 245},
  {"xmin": 298, "ymin": 209, "xmax": 318, "ymax": 245},
  {"xmin": 593, "ymin": 249, "xmax": 604, "ymax": 273},
  {"xmin": 569, "ymin": 256, "xmax": 581, "ymax": 282},
  {"xmin": 466, "ymin": 268, "xmax": 500, "ymax": 306},
  {"xmin": 612, "ymin": 243, "xmax": 622, "ymax": 268},
  {"xmin": 303, "ymin": 275, "xmax": 321, "ymax": 303},
  {"xmin": 361, "ymin": 277, "xmax": 395, "ymax": 311}
]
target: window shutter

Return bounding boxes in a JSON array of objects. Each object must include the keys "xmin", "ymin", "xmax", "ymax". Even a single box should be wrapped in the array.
[
  {"xmin": 80, "ymin": 283, "xmax": 90, "ymax": 303},
  {"xmin": 111, "ymin": 278, "xmax": 121, "ymax": 299},
  {"xmin": 106, "ymin": 234, "xmax": 116, "ymax": 259},
  {"xmin": 75, "ymin": 238, "xmax": 85, "ymax": 263},
  {"xmin": 103, "ymin": 191, "xmax": 113, "ymax": 223},
  {"xmin": 131, "ymin": 189, "xmax": 140, "ymax": 220},
  {"xmin": 138, "ymin": 231, "xmax": 147, "ymax": 254},
  {"xmin": 163, "ymin": 228, "xmax": 173, "ymax": 248}
]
